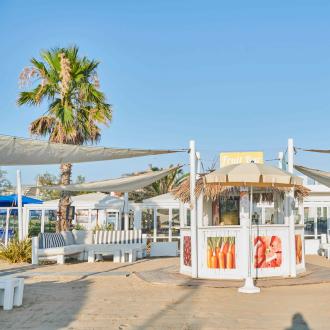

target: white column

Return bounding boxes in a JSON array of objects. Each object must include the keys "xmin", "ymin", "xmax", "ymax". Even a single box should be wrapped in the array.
[
  {"xmin": 287, "ymin": 138, "xmax": 297, "ymax": 277},
  {"xmin": 278, "ymin": 151, "xmax": 284, "ymax": 170},
  {"xmin": 134, "ymin": 207, "xmax": 142, "ymax": 230},
  {"xmin": 153, "ymin": 207, "xmax": 157, "ymax": 242},
  {"xmin": 190, "ymin": 140, "xmax": 198, "ymax": 278},
  {"xmin": 239, "ymin": 186, "xmax": 260, "ymax": 293},
  {"xmin": 124, "ymin": 192, "xmax": 129, "ymax": 230},
  {"xmin": 169, "ymin": 208, "xmax": 172, "ymax": 242},
  {"xmin": 4, "ymin": 208, "xmax": 10, "ymax": 246},
  {"xmin": 41, "ymin": 209, "xmax": 45, "ymax": 233},
  {"xmin": 16, "ymin": 170, "xmax": 23, "ymax": 241}
]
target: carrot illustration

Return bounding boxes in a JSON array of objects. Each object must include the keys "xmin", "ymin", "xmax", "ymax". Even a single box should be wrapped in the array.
[
  {"xmin": 219, "ymin": 237, "xmax": 227, "ymax": 269},
  {"xmin": 231, "ymin": 238, "xmax": 236, "ymax": 268},
  {"xmin": 207, "ymin": 238, "xmax": 213, "ymax": 268},
  {"xmin": 211, "ymin": 252, "xmax": 219, "ymax": 268},
  {"xmin": 226, "ymin": 238, "xmax": 234, "ymax": 269}
]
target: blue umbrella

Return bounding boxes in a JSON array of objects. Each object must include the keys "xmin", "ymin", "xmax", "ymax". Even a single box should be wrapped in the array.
[{"xmin": 0, "ymin": 194, "xmax": 43, "ymax": 207}]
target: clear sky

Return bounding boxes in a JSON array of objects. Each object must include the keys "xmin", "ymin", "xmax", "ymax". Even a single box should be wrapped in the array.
[{"xmin": 1, "ymin": 0, "xmax": 330, "ymax": 185}]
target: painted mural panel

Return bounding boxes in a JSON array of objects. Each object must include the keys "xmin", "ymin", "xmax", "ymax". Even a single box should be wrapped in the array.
[
  {"xmin": 183, "ymin": 236, "xmax": 191, "ymax": 266},
  {"xmin": 207, "ymin": 237, "xmax": 236, "ymax": 269},
  {"xmin": 254, "ymin": 236, "xmax": 282, "ymax": 268}
]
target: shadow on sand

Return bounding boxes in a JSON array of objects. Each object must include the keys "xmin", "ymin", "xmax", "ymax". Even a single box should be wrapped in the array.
[
  {"xmin": 0, "ymin": 277, "xmax": 91, "ymax": 330},
  {"xmin": 285, "ymin": 313, "xmax": 311, "ymax": 330}
]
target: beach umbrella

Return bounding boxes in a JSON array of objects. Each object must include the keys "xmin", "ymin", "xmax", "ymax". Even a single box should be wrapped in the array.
[
  {"xmin": 0, "ymin": 194, "xmax": 43, "ymax": 207},
  {"xmin": 203, "ymin": 163, "xmax": 302, "ymax": 293},
  {"xmin": 204, "ymin": 162, "xmax": 303, "ymax": 187}
]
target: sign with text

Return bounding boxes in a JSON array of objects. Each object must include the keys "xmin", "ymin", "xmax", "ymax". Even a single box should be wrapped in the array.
[{"xmin": 220, "ymin": 151, "xmax": 264, "ymax": 168}]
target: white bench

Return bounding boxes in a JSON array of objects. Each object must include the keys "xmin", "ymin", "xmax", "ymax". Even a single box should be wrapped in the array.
[
  {"xmin": 87, "ymin": 229, "xmax": 146, "ymax": 263},
  {"xmin": 32, "ymin": 231, "xmax": 90, "ymax": 265},
  {"xmin": 32, "ymin": 230, "xmax": 147, "ymax": 265},
  {"xmin": 0, "ymin": 278, "xmax": 24, "ymax": 310}
]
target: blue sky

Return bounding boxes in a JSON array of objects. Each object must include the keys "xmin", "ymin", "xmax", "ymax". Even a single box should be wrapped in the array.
[{"xmin": 0, "ymin": 1, "xmax": 330, "ymax": 185}]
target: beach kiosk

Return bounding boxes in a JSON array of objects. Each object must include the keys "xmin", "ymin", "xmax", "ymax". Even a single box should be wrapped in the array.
[{"xmin": 177, "ymin": 142, "xmax": 307, "ymax": 291}]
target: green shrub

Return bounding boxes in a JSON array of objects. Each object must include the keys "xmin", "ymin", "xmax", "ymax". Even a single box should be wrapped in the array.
[
  {"xmin": 0, "ymin": 238, "xmax": 32, "ymax": 263},
  {"xmin": 93, "ymin": 223, "xmax": 113, "ymax": 233},
  {"xmin": 73, "ymin": 224, "xmax": 86, "ymax": 231}
]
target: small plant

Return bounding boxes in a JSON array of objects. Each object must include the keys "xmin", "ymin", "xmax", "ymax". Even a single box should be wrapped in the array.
[
  {"xmin": 73, "ymin": 224, "xmax": 86, "ymax": 231},
  {"xmin": 93, "ymin": 223, "xmax": 114, "ymax": 233},
  {"xmin": 0, "ymin": 238, "xmax": 32, "ymax": 263}
]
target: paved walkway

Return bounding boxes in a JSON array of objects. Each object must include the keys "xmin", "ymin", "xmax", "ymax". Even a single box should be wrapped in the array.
[{"xmin": 136, "ymin": 262, "xmax": 330, "ymax": 288}]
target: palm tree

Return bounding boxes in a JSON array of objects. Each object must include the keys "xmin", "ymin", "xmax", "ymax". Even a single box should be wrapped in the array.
[
  {"xmin": 18, "ymin": 46, "xmax": 112, "ymax": 231},
  {"xmin": 129, "ymin": 165, "xmax": 187, "ymax": 202}
]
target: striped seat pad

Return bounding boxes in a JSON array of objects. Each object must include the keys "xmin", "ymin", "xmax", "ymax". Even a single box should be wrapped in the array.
[{"xmin": 38, "ymin": 233, "xmax": 66, "ymax": 249}]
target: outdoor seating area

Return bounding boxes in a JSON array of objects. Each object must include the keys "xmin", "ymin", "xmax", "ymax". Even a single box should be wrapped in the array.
[{"xmin": 32, "ymin": 229, "xmax": 147, "ymax": 265}]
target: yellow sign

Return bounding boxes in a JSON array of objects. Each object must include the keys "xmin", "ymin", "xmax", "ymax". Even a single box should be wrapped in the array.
[{"xmin": 220, "ymin": 151, "xmax": 264, "ymax": 168}]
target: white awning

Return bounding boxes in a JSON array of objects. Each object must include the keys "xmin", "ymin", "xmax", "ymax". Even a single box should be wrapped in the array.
[
  {"xmin": 41, "ymin": 166, "xmax": 180, "ymax": 192},
  {"xmin": 0, "ymin": 134, "xmax": 184, "ymax": 165},
  {"xmin": 294, "ymin": 164, "xmax": 330, "ymax": 188}
]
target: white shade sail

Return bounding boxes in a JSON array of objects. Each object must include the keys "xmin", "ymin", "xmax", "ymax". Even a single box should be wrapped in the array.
[
  {"xmin": 205, "ymin": 163, "xmax": 303, "ymax": 186},
  {"xmin": 0, "ymin": 134, "xmax": 184, "ymax": 165},
  {"xmin": 294, "ymin": 164, "xmax": 330, "ymax": 187},
  {"xmin": 41, "ymin": 166, "xmax": 180, "ymax": 192}
]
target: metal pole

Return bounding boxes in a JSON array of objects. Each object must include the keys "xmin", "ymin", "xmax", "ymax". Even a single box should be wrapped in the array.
[
  {"xmin": 190, "ymin": 140, "xmax": 198, "ymax": 278},
  {"xmin": 16, "ymin": 169, "xmax": 23, "ymax": 241}
]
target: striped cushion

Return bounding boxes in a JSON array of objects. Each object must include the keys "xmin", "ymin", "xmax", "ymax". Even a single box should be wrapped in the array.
[{"xmin": 38, "ymin": 233, "xmax": 66, "ymax": 249}]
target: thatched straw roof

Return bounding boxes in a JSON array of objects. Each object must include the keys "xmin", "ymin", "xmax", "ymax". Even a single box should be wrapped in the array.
[{"xmin": 171, "ymin": 175, "xmax": 310, "ymax": 204}]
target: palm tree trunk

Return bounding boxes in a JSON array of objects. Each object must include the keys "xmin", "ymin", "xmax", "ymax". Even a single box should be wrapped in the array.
[{"xmin": 57, "ymin": 163, "xmax": 72, "ymax": 232}]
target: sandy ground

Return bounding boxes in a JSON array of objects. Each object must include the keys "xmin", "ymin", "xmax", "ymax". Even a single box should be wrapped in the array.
[{"xmin": 0, "ymin": 256, "xmax": 329, "ymax": 330}]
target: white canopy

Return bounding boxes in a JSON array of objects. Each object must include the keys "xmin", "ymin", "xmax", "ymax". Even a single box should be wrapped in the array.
[
  {"xmin": 0, "ymin": 134, "xmax": 183, "ymax": 165},
  {"xmin": 294, "ymin": 164, "xmax": 330, "ymax": 188},
  {"xmin": 41, "ymin": 166, "xmax": 180, "ymax": 192}
]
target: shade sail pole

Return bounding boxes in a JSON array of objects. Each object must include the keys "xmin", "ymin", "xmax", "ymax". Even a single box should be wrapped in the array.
[
  {"xmin": 16, "ymin": 169, "xmax": 23, "ymax": 241},
  {"xmin": 239, "ymin": 185, "xmax": 260, "ymax": 294},
  {"xmin": 190, "ymin": 140, "xmax": 198, "ymax": 278},
  {"xmin": 288, "ymin": 138, "xmax": 297, "ymax": 277},
  {"xmin": 124, "ymin": 192, "xmax": 129, "ymax": 231}
]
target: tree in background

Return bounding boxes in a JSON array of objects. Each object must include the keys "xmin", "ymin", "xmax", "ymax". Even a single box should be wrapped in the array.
[
  {"xmin": 37, "ymin": 172, "xmax": 87, "ymax": 201},
  {"xmin": 129, "ymin": 165, "xmax": 186, "ymax": 202},
  {"xmin": 18, "ymin": 46, "xmax": 112, "ymax": 231},
  {"xmin": 0, "ymin": 169, "xmax": 12, "ymax": 195}
]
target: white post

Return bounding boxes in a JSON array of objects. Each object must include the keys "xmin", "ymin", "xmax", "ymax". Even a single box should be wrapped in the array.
[
  {"xmin": 41, "ymin": 209, "xmax": 45, "ymax": 233},
  {"xmin": 190, "ymin": 140, "xmax": 198, "ymax": 278},
  {"xmin": 196, "ymin": 152, "xmax": 201, "ymax": 175},
  {"xmin": 287, "ymin": 138, "xmax": 297, "ymax": 277},
  {"xmin": 16, "ymin": 170, "xmax": 23, "ymax": 241},
  {"xmin": 169, "ymin": 208, "xmax": 172, "ymax": 242},
  {"xmin": 4, "ymin": 208, "xmax": 10, "ymax": 246},
  {"xmin": 153, "ymin": 207, "xmax": 157, "ymax": 242},
  {"xmin": 124, "ymin": 192, "xmax": 129, "ymax": 230},
  {"xmin": 278, "ymin": 152, "xmax": 284, "ymax": 170},
  {"xmin": 238, "ymin": 186, "xmax": 260, "ymax": 293}
]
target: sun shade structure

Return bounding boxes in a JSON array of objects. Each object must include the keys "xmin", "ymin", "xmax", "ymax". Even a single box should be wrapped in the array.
[
  {"xmin": 294, "ymin": 164, "xmax": 330, "ymax": 188},
  {"xmin": 0, "ymin": 134, "xmax": 184, "ymax": 165},
  {"xmin": 41, "ymin": 166, "xmax": 181, "ymax": 192},
  {"xmin": 173, "ymin": 163, "xmax": 306, "ymax": 204},
  {"xmin": 204, "ymin": 163, "xmax": 303, "ymax": 187},
  {"xmin": 0, "ymin": 194, "xmax": 43, "ymax": 207}
]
